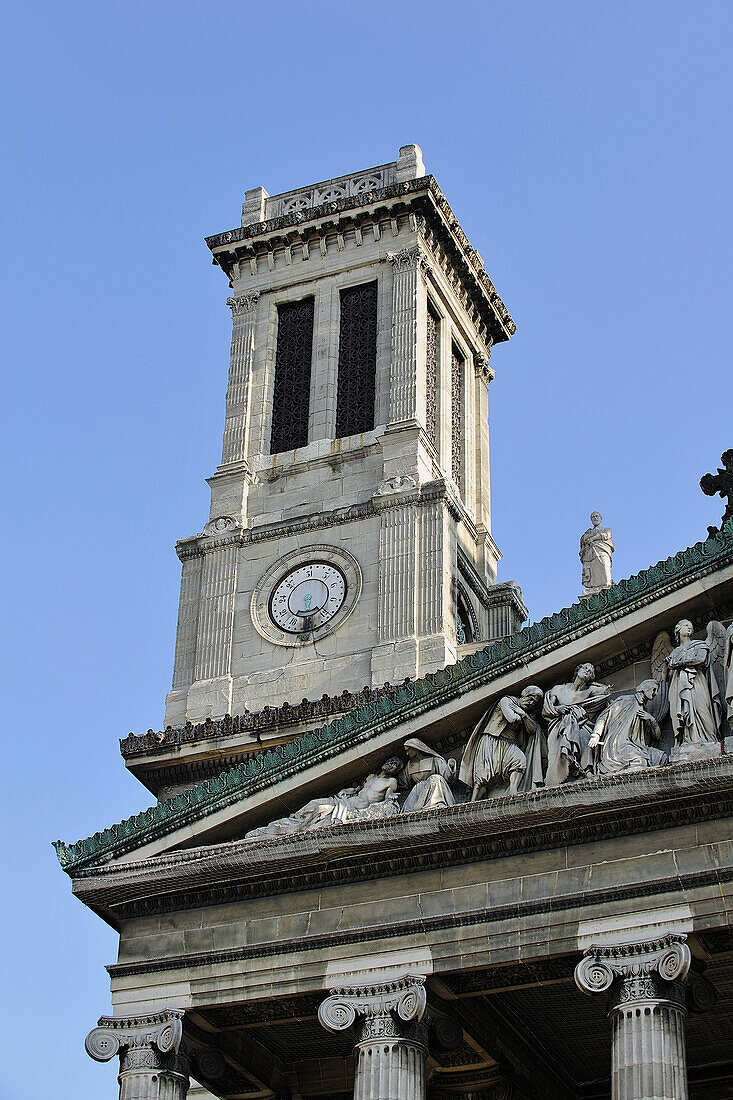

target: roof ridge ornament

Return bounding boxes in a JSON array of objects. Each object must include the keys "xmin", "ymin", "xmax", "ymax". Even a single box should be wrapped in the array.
[{"xmin": 701, "ymin": 447, "xmax": 733, "ymax": 535}]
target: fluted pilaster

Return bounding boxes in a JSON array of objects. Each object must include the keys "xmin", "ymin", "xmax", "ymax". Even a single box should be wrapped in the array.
[
  {"xmin": 575, "ymin": 934, "xmax": 698, "ymax": 1100},
  {"xmin": 387, "ymin": 247, "xmax": 430, "ymax": 425},
  {"xmin": 194, "ymin": 544, "xmax": 238, "ymax": 681},
  {"xmin": 221, "ymin": 291, "xmax": 260, "ymax": 466},
  {"xmin": 86, "ymin": 1010, "xmax": 189, "ymax": 1100},
  {"xmin": 319, "ymin": 974, "xmax": 428, "ymax": 1100}
]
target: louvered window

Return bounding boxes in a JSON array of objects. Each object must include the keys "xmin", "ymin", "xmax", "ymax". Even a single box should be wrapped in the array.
[
  {"xmin": 426, "ymin": 304, "xmax": 440, "ymax": 447},
  {"xmin": 451, "ymin": 344, "xmax": 465, "ymax": 493},
  {"xmin": 270, "ymin": 298, "xmax": 314, "ymax": 455},
  {"xmin": 335, "ymin": 281, "xmax": 378, "ymax": 439}
]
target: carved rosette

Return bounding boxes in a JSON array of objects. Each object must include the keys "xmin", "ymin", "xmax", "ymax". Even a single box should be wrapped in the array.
[
  {"xmin": 575, "ymin": 935, "xmax": 713, "ymax": 1100},
  {"xmin": 319, "ymin": 975, "xmax": 429, "ymax": 1100},
  {"xmin": 86, "ymin": 1010, "xmax": 190, "ymax": 1100}
]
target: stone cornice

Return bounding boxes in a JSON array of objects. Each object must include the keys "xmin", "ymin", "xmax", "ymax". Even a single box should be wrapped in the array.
[
  {"xmin": 72, "ymin": 755, "xmax": 733, "ymax": 923},
  {"xmin": 175, "ymin": 477, "xmax": 461, "ymax": 561},
  {"xmin": 55, "ymin": 522, "xmax": 733, "ymax": 874},
  {"xmin": 205, "ymin": 175, "xmax": 515, "ymax": 345},
  {"xmin": 103, "ymin": 856, "xmax": 733, "ymax": 974},
  {"xmin": 456, "ymin": 549, "xmax": 526, "ymax": 620}
]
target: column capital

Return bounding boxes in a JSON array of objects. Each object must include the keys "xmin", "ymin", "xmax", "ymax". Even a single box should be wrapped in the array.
[
  {"xmin": 319, "ymin": 973, "xmax": 427, "ymax": 1042},
  {"xmin": 227, "ymin": 290, "xmax": 260, "ymax": 315},
  {"xmin": 575, "ymin": 933, "xmax": 691, "ymax": 1009},
  {"xmin": 85, "ymin": 1008, "xmax": 188, "ymax": 1074},
  {"xmin": 473, "ymin": 351, "xmax": 494, "ymax": 384},
  {"xmin": 387, "ymin": 246, "xmax": 431, "ymax": 280}
]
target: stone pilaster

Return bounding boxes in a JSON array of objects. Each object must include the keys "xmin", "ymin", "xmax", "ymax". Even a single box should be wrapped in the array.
[
  {"xmin": 221, "ymin": 291, "xmax": 260, "ymax": 467},
  {"xmin": 85, "ymin": 1010, "xmax": 189, "ymax": 1100},
  {"xmin": 193, "ymin": 544, "xmax": 238, "ymax": 682},
  {"xmin": 319, "ymin": 974, "xmax": 428, "ymax": 1100},
  {"xmin": 387, "ymin": 246, "xmax": 430, "ymax": 426},
  {"xmin": 575, "ymin": 934, "xmax": 697, "ymax": 1100}
]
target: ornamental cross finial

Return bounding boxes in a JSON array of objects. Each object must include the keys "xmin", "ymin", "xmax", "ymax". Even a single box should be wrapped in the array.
[{"xmin": 700, "ymin": 448, "xmax": 733, "ymax": 533}]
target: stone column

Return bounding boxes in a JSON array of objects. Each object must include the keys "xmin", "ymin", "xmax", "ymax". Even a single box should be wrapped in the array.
[
  {"xmin": 319, "ymin": 974, "xmax": 428, "ymax": 1100},
  {"xmin": 85, "ymin": 1009, "xmax": 189, "ymax": 1100},
  {"xmin": 575, "ymin": 934, "xmax": 694, "ymax": 1100},
  {"xmin": 221, "ymin": 291, "xmax": 260, "ymax": 467}
]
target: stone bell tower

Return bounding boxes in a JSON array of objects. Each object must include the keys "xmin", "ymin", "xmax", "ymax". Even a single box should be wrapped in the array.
[{"xmin": 164, "ymin": 145, "xmax": 526, "ymax": 727}]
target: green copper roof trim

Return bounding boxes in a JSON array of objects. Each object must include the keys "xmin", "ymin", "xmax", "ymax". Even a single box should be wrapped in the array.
[{"xmin": 54, "ymin": 521, "xmax": 733, "ymax": 873}]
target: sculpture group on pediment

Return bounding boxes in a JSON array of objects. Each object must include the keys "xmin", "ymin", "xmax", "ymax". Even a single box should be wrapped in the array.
[
  {"xmin": 662, "ymin": 619, "xmax": 727, "ymax": 762},
  {"xmin": 458, "ymin": 686, "xmax": 545, "ymax": 798},
  {"xmin": 588, "ymin": 680, "xmax": 667, "ymax": 776},
  {"xmin": 542, "ymin": 664, "xmax": 611, "ymax": 785},
  {"xmin": 243, "ymin": 757, "xmax": 403, "ymax": 841},
  {"xmin": 239, "ymin": 617, "xmax": 731, "ymax": 844}
]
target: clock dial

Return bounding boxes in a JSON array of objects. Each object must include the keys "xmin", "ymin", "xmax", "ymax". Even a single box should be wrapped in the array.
[{"xmin": 269, "ymin": 562, "xmax": 347, "ymax": 633}]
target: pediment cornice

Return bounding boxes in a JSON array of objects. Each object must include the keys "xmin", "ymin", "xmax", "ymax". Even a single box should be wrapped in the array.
[{"xmin": 72, "ymin": 755, "xmax": 733, "ymax": 928}]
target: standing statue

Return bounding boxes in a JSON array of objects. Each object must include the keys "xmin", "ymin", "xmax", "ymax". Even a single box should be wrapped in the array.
[
  {"xmin": 543, "ymin": 663, "xmax": 611, "ymax": 786},
  {"xmin": 458, "ymin": 685, "xmax": 545, "ymax": 800},
  {"xmin": 663, "ymin": 620, "xmax": 722, "ymax": 760},
  {"xmin": 588, "ymin": 680, "xmax": 668, "ymax": 777},
  {"xmin": 580, "ymin": 512, "xmax": 614, "ymax": 594},
  {"xmin": 400, "ymin": 739, "xmax": 457, "ymax": 812},
  {"xmin": 243, "ymin": 757, "xmax": 403, "ymax": 841},
  {"xmin": 725, "ymin": 623, "xmax": 733, "ymax": 726}
]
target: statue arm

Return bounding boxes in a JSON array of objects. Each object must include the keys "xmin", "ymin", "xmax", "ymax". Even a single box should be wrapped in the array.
[{"xmin": 499, "ymin": 696, "xmax": 523, "ymax": 725}]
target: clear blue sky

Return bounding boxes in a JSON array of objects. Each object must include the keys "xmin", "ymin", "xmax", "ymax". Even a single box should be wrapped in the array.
[{"xmin": 2, "ymin": 2, "xmax": 732, "ymax": 1096}]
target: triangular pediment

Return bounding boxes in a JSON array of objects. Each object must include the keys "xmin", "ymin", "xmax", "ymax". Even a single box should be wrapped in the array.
[{"xmin": 55, "ymin": 523, "xmax": 733, "ymax": 877}]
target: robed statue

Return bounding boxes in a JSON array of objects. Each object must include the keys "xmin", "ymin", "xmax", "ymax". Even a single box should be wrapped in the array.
[
  {"xmin": 580, "ymin": 511, "xmax": 614, "ymax": 594},
  {"xmin": 543, "ymin": 663, "xmax": 611, "ymax": 786},
  {"xmin": 588, "ymin": 680, "xmax": 668, "ymax": 776},
  {"xmin": 243, "ymin": 757, "xmax": 403, "ymax": 841},
  {"xmin": 459, "ymin": 685, "xmax": 545, "ymax": 799},
  {"xmin": 400, "ymin": 739, "xmax": 457, "ymax": 812},
  {"xmin": 663, "ymin": 619, "xmax": 723, "ymax": 760}
]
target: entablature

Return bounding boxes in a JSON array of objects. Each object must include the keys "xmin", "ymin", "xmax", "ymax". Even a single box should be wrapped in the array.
[{"xmin": 206, "ymin": 175, "xmax": 515, "ymax": 346}]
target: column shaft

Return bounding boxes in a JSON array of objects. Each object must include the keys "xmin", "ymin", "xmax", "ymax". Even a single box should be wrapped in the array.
[
  {"xmin": 354, "ymin": 1038, "xmax": 426, "ymax": 1100},
  {"xmin": 611, "ymin": 1001, "xmax": 687, "ymax": 1100}
]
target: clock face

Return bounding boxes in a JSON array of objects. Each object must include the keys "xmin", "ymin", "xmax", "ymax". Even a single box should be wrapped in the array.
[{"xmin": 269, "ymin": 561, "xmax": 347, "ymax": 634}]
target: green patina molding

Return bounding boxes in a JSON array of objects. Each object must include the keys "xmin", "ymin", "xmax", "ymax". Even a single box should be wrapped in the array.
[{"xmin": 54, "ymin": 522, "xmax": 733, "ymax": 873}]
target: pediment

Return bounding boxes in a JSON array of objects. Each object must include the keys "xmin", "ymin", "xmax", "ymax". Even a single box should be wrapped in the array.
[{"xmin": 55, "ymin": 524, "xmax": 733, "ymax": 879}]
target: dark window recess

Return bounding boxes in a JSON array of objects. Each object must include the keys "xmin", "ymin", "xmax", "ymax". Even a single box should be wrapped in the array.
[
  {"xmin": 270, "ymin": 298, "xmax": 315, "ymax": 455},
  {"xmin": 451, "ymin": 344, "xmax": 465, "ymax": 492},
  {"xmin": 426, "ymin": 303, "xmax": 440, "ymax": 447},
  {"xmin": 335, "ymin": 281, "xmax": 378, "ymax": 438}
]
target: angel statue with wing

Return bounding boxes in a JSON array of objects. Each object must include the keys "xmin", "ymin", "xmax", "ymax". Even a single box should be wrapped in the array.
[
  {"xmin": 663, "ymin": 620, "xmax": 724, "ymax": 761},
  {"xmin": 725, "ymin": 622, "xmax": 733, "ymax": 727}
]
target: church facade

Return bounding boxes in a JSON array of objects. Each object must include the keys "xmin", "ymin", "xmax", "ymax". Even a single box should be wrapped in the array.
[{"xmin": 57, "ymin": 148, "xmax": 733, "ymax": 1100}]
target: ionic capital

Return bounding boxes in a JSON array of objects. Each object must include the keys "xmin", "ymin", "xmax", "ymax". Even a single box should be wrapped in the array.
[
  {"xmin": 85, "ymin": 1008, "xmax": 188, "ymax": 1075},
  {"xmin": 387, "ymin": 246, "xmax": 431, "ymax": 280},
  {"xmin": 227, "ymin": 290, "xmax": 260, "ymax": 315},
  {"xmin": 319, "ymin": 973, "xmax": 427, "ymax": 1044},
  {"xmin": 575, "ymin": 933, "xmax": 691, "ymax": 1010}
]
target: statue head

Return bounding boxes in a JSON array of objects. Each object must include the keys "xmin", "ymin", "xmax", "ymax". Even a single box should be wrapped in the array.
[
  {"xmin": 638, "ymin": 679, "xmax": 659, "ymax": 701},
  {"xmin": 590, "ymin": 511, "xmax": 602, "ymax": 527},
  {"xmin": 519, "ymin": 685, "xmax": 544, "ymax": 713},
  {"xmin": 381, "ymin": 756, "xmax": 403, "ymax": 775},
  {"xmin": 574, "ymin": 662, "xmax": 596, "ymax": 685},
  {"xmin": 674, "ymin": 619, "xmax": 694, "ymax": 644}
]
